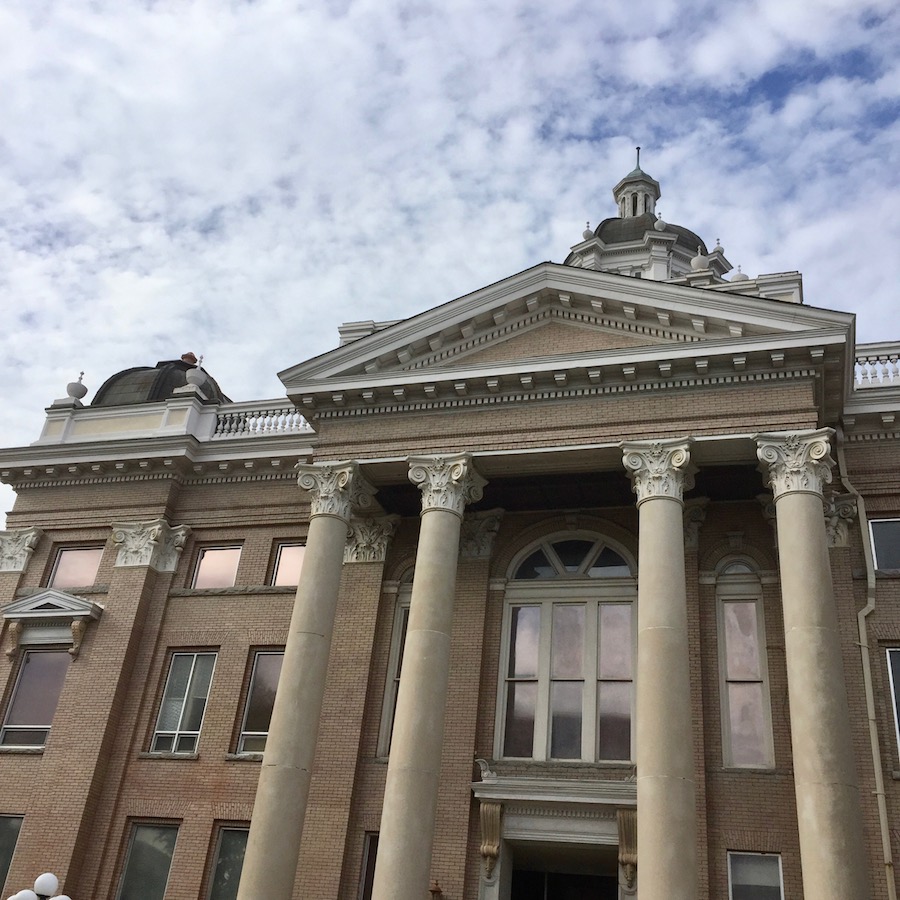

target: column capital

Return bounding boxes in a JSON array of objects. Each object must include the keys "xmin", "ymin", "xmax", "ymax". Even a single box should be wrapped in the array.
[
  {"xmin": 0, "ymin": 527, "xmax": 43, "ymax": 573},
  {"xmin": 297, "ymin": 461, "xmax": 377, "ymax": 522},
  {"xmin": 460, "ymin": 509, "xmax": 504, "ymax": 559},
  {"xmin": 408, "ymin": 454, "xmax": 487, "ymax": 518},
  {"xmin": 621, "ymin": 438, "xmax": 694, "ymax": 506},
  {"xmin": 756, "ymin": 428, "xmax": 834, "ymax": 500},
  {"xmin": 112, "ymin": 519, "xmax": 191, "ymax": 572},
  {"xmin": 345, "ymin": 515, "xmax": 400, "ymax": 564}
]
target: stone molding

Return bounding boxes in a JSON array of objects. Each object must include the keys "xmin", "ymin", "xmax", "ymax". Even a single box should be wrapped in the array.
[
  {"xmin": 479, "ymin": 801, "xmax": 502, "ymax": 880},
  {"xmin": 345, "ymin": 516, "xmax": 400, "ymax": 564},
  {"xmin": 112, "ymin": 519, "xmax": 191, "ymax": 572},
  {"xmin": 408, "ymin": 454, "xmax": 487, "ymax": 517},
  {"xmin": 296, "ymin": 461, "xmax": 377, "ymax": 522},
  {"xmin": 618, "ymin": 807, "xmax": 637, "ymax": 890},
  {"xmin": 621, "ymin": 439, "xmax": 695, "ymax": 506},
  {"xmin": 0, "ymin": 527, "xmax": 43, "ymax": 573},
  {"xmin": 460, "ymin": 509, "xmax": 504, "ymax": 558},
  {"xmin": 683, "ymin": 498, "xmax": 709, "ymax": 550},
  {"xmin": 2, "ymin": 588, "xmax": 103, "ymax": 659},
  {"xmin": 825, "ymin": 493, "xmax": 858, "ymax": 548},
  {"xmin": 756, "ymin": 429, "xmax": 835, "ymax": 500}
]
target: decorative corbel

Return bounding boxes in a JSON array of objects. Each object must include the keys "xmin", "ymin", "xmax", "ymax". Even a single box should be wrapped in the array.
[
  {"xmin": 479, "ymin": 800, "xmax": 502, "ymax": 880},
  {"xmin": 5, "ymin": 620, "xmax": 22, "ymax": 658},
  {"xmin": 617, "ymin": 807, "xmax": 637, "ymax": 891},
  {"xmin": 69, "ymin": 618, "xmax": 88, "ymax": 658}
]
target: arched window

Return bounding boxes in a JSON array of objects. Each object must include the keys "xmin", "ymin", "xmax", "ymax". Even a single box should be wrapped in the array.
[
  {"xmin": 631, "ymin": 193, "xmax": 638, "ymax": 216},
  {"xmin": 498, "ymin": 535, "xmax": 636, "ymax": 763},
  {"xmin": 716, "ymin": 559, "xmax": 774, "ymax": 768}
]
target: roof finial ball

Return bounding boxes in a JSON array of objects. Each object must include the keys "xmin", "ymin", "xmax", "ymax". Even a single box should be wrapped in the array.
[
  {"xmin": 691, "ymin": 244, "xmax": 710, "ymax": 271},
  {"xmin": 66, "ymin": 372, "xmax": 88, "ymax": 402},
  {"xmin": 582, "ymin": 221, "xmax": 594, "ymax": 240}
]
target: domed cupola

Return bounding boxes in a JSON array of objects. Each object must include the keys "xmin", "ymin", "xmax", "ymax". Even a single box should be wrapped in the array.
[{"xmin": 612, "ymin": 147, "xmax": 660, "ymax": 218}]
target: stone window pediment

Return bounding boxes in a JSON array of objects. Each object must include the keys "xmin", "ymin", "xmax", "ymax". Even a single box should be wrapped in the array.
[{"xmin": 3, "ymin": 588, "xmax": 102, "ymax": 658}]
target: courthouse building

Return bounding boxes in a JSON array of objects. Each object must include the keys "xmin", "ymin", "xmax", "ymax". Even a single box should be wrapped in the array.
[{"xmin": 1, "ymin": 160, "xmax": 900, "ymax": 900}]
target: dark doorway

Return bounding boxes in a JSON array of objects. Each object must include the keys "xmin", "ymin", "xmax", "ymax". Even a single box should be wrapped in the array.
[{"xmin": 511, "ymin": 869, "xmax": 618, "ymax": 900}]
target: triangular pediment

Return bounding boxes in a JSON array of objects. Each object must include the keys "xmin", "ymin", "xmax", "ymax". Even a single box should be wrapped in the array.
[
  {"xmin": 279, "ymin": 263, "xmax": 854, "ymax": 419},
  {"xmin": 2, "ymin": 588, "xmax": 103, "ymax": 622}
]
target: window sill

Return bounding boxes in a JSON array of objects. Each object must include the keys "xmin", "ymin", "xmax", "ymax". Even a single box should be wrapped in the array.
[
  {"xmin": 138, "ymin": 751, "xmax": 200, "ymax": 761},
  {"xmin": 169, "ymin": 586, "xmax": 297, "ymax": 597},
  {"xmin": 0, "ymin": 746, "xmax": 44, "ymax": 755},
  {"xmin": 225, "ymin": 752, "xmax": 264, "ymax": 762}
]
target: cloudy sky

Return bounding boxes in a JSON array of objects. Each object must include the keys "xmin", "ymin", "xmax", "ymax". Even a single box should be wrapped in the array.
[{"xmin": 1, "ymin": 0, "xmax": 899, "ymax": 521}]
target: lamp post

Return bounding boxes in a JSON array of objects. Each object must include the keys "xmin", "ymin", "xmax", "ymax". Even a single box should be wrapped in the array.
[{"xmin": 6, "ymin": 872, "xmax": 72, "ymax": 900}]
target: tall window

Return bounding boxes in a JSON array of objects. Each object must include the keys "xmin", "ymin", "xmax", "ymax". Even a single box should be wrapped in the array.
[
  {"xmin": 498, "ymin": 536, "xmax": 636, "ymax": 762},
  {"xmin": 237, "ymin": 651, "xmax": 283, "ymax": 753},
  {"xmin": 152, "ymin": 652, "xmax": 217, "ymax": 753},
  {"xmin": 717, "ymin": 562, "xmax": 774, "ymax": 768},
  {"xmin": 358, "ymin": 833, "xmax": 378, "ymax": 900},
  {"xmin": 1, "ymin": 650, "xmax": 70, "ymax": 747},
  {"xmin": 885, "ymin": 649, "xmax": 900, "ymax": 757},
  {"xmin": 871, "ymin": 519, "xmax": 900, "ymax": 569},
  {"xmin": 377, "ymin": 584, "xmax": 412, "ymax": 756},
  {"xmin": 193, "ymin": 547, "xmax": 241, "ymax": 589},
  {"xmin": 207, "ymin": 826, "xmax": 248, "ymax": 900},
  {"xmin": 117, "ymin": 823, "xmax": 178, "ymax": 900},
  {"xmin": 49, "ymin": 546, "xmax": 103, "ymax": 589},
  {"xmin": 727, "ymin": 852, "xmax": 783, "ymax": 900},
  {"xmin": 0, "ymin": 816, "xmax": 23, "ymax": 888},
  {"xmin": 270, "ymin": 543, "xmax": 305, "ymax": 587}
]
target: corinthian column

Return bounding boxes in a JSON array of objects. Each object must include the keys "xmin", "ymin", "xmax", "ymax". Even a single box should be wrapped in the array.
[
  {"xmin": 756, "ymin": 430, "xmax": 869, "ymax": 899},
  {"xmin": 621, "ymin": 439, "xmax": 697, "ymax": 900},
  {"xmin": 237, "ymin": 461, "xmax": 376, "ymax": 900},
  {"xmin": 371, "ymin": 454, "xmax": 486, "ymax": 900}
]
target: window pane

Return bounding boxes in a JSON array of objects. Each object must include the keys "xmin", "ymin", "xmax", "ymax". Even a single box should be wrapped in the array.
[
  {"xmin": 118, "ymin": 824, "xmax": 178, "ymax": 900},
  {"xmin": 598, "ymin": 681, "xmax": 632, "ymax": 760},
  {"xmin": 598, "ymin": 605, "xmax": 633, "ymax": 679},
  {"xmin": 359, "ymin": 833, "xmax": 378, "ymax": 900},
  {"xmin": 550, "ymin": 681, "xmax": 582, "ymax": 758},
  {"xmin": 157, "ymin": 655, "xmax": 194, "ymax": 732},
  {"xmin": 872, "ymin": 520, "xmax": 900, "ymax": 569},
  {"xmin": 727, "ymin": 682, "xmax": 768, "ymax": 767},
  {"xmin": 272, "ymin": 544, "xmax": 304, "ymax": 587},
  {"xmin": 194, "ymin": 547, "xmax": 241, "ymax": 588},
  {"xmin": 243, "ymin": 653, "xmax": 283, "ymax": 735},
  {"xmin": 508, "ymin": 607, "xmax": 540, "ymax": 678},
  {"xmin": 504, "ymin": 683, "xmax": 536, "ymax": 757},
  {"xmin": 209, "ymin": 828, "xmax": 248, "ymax": 900},
  {"xmin": 587, "ymin": 546, "xmax": 631, "ymax": 577},
  {"xmin": 0, "ymin": 816, "xmax": 22, "ymax": 887},
  {"xmin": 730, "ymin": 853, "xmax": 782, "ymax": 900},
  {"xmin": 3, "ymin": 651, "xmax": 70, "ymax": 743},
  {"xmin": 181, "ymin": 654, "xmax": 216, "ymax": 731},
  {"xmin": 50, "ymin": 547, "xmax": 103, "ymax": 588},
  {"xmin": 724, "ymin": 602, "xmax": 761, "ymax": 680},
  {"xmin": 514, "ymin": 548, "xmax": 556, "ymax": 579},
  {"xmin": 551, "ymin": 605, "xmax": 584, "ymax": 678},
  {"xmin": 551, "ymin": 540, "xmax": 594, "ymax": 573}
]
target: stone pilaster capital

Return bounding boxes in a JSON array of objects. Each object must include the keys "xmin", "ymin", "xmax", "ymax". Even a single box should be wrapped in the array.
[
  {"xmin": 756, "ymin": 428, "xmax": 835, "ymax": 500},
  {"xmin": 408, "ymin": 454, "xmax": 487, "ymax": 518},
  {"xmin": 345, "ymin": 515, "xmax": 400, "ymax": 563},
  {"xmin": 296, "ymin": 461, "xmax": 377, "ymax": 522},
  {"xmin": 460, "ymin": 509, "xmax": 504, "ymax": 559},
  {"xmin": 683, "ymin": 497, "xmax": 709, "ymax": 550},
  {"xmin": 112, "ymin": 519, "xmax": 191, "ymax": 572},
  {"xmin": 0, "ymin": 527, "xmax": 43, "ymax": 573},
  {"xmin": 825, "ymin": 493, "xmax": 858, "ymax": 548},
  {"xmin": 621, "ymin": 439, "xmax": 695, "ymax": 506}
]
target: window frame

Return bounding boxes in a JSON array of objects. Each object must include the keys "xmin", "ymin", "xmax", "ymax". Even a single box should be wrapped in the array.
[
  {"xmin": 205, "ymin": 823, "xmax": 249, "ymax": 900},
  {"xmin": 870, "ymin": 518, "xmax": 900, "ymax": 570},
  {"xmin": 237, "ymin": 650, "xmax": 284, "ymax": 754},
  {"xmin": 116, "ymin": 821, "xmax": 179, "ymax": 900},
  {"xmin": 0, "ymin": 815, "xmax": 23, "ymax": 889},
  {"xmin": 47, "ymin": 545, "xmax": 104, "ymax": 589},
  {"xmin": 495, "ymin": 534, "xmax": 637, "ymax": 764},
  {"xmin": 885, "ymin": 648, "xmax": 900, "ymax": 759},
  {"xmin": 716, "ymin": 564, "xmax": 775, "ymax": 769},
  {"xmin": 376, "ymin": 583, "xmax": 412, "ymax": 757},
  {"xmin": 191, "ymin": 546, "xmax": 242, "ymax": 589},
  {"xmin": 727, "ymin": 851, "xmax": 784, "ymax": 900},
  {"xmin": 0, "ymin": 648, "xmax": 71, "ymax": 748},
  {"xmin": 151, "ymin": 651, "xmax": 217, "ymax": 754},
  {"xmin": 269, "ymin": 542, "xmax": 305, "ymax": 587},
  {"xmin": 358, "ymin": 832, "xmax": 379, "ymax": 900}
]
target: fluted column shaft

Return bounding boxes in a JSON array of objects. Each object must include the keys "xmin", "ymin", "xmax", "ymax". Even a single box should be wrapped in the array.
[
  {"xmin": 237, "ymin": 462, "xmax": 375, "ymax": 900},
  {"xmin": 371, "ymin": 454, "xmax": 486, "ymax": 900},
  {"xmin": 622, "ymin": 439, "xmax": 697, "ymax": 900},
  {"xmin": 757, "ymin": 430, "xmax": 869, "ymax": 899}
]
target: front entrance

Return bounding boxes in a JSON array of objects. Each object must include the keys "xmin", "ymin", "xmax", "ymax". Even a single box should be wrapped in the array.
[{"xmin": 511, "ymin": 870, "xmax": 618, "ymax": 900}]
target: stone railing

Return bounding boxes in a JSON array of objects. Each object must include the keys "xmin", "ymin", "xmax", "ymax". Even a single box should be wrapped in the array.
[
  {"xmin": 213, "ymin": 402, "xmax": 313, "ymax": 438},
  {"xmin": 855, "ymin": 343, "xmax": 900, "ymax": 388}
]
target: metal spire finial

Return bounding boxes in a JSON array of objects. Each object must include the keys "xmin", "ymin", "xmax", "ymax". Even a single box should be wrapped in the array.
[{"xmin": 636, "ymin": 146, "xmax": 641, "ymax": 168}]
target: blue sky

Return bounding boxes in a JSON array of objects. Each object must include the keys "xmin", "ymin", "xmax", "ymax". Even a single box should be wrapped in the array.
[{"xmin": 1, "ymin": 0, "xmax": 899, "ymax": 521}]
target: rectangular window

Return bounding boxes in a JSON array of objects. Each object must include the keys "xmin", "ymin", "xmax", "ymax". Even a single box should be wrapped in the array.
[
  {"xmin": 271, "ymin": 543, "xmax": 305, "ymax": 587},
  {"xmin": 193, "ymin": 547, "xmax": 241, "ymax": 589},
  {"xmin": 1, "ymin": 650, "xmax": 70, "ymax": 747},
  {"xmin": 871, "ymin": 519, "xmax": 900, "ymax": 569},
  {"xmin": 886, "ymin": 649, "xmax": 900, "ymax": 756},
  {"xmin": 152, "ymin": 652, "xmax": 217, "ymax": 753},
  {"xmin": 117, "ymin": 823, "xmax": 178, "ymax": 900},
  {"xmin": 49, "ymin": 546, "xmax": 103, "ymax": 589},
  {"xmin": 238, "ymin": 651, "xmax": 283, "ymax": 753},
  {"xmin": 0, "ymin": 816, "xmax": 23, "ymax": 889},
  {"xmin": 208, "ymin": 826, "xmax": 248, "ymax": 900},
  {"xmin": 358, "ymin": 833, "xmax": 378, "ymax": 900},
  {"xmin": 377, "ymin": 596, "xmax": 410, "ymax": 756},
  {"xmin": 728, "ymin": 852, "xmax": 784, "ymax": 900}
]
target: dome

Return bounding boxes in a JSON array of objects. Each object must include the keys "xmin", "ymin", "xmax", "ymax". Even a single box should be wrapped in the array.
[
  {"xmin": 593, "ymin": 212, "xmax": 708, "ymax": 256},
  {"xmin": 91, "ymin": 355, "xmax": 231, "ymax": 407}
]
